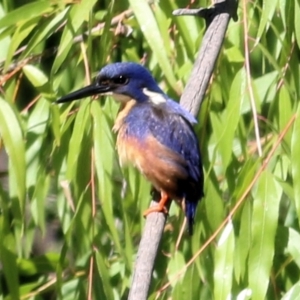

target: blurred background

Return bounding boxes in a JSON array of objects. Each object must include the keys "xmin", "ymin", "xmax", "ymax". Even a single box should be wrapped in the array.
[{"xmin": 0, "ymin": 0, "xmax": 300, "ymax": 299}]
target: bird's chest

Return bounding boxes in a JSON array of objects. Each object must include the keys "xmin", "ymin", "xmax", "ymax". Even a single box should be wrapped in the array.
[{"xmin": 113, "ymin": 100, "xmax": 147, "ymax": 170}]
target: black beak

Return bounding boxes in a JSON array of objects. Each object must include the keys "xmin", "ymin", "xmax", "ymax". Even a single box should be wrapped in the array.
[{"xmin": 56, "ymin": 83, "xmax": 111, "ymax": 104}]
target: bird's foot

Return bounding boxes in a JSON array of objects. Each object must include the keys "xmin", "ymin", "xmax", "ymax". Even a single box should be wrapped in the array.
[
  {"xmin": 143, "ymin": 204, "xmax": 169, "ymax": 216},
  {"xmin": 143, "ymin": 191, "xmax": 170, "ymax": 217}
]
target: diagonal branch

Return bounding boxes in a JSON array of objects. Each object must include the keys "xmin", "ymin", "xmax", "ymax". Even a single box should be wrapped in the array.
[{"xmin": 128, "ymin": 1, "xmax": 238, "ymax": 299}]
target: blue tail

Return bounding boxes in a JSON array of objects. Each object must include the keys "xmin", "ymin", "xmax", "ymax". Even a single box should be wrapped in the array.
[{"xmin": 185, "ymin": 201, "xmax": 198, "ymax": 235}]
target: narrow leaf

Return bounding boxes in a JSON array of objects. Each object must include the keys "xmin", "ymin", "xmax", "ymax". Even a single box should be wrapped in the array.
[
  {"xmin": 256, "ymin": 0, "xmax": 277, "ymax": 41},
  {"xmin": 94, "ymin": 251, "xmax": 115, "ymax": 300},
  {"xmin": 0, "ymin": 98, "xmax": 26, "ymax": 216},
  {"xmin": 0, "ymin": 1, "xmax": 51, "ymax": 28},
  {"xmin": 0, "ymin": 236, "xmax": 19, "ymax": 300},
  {"xmin": 295, "ymin": 0, "xmax": 300, "ymax": 49},
  {"xmin": 212, "ymin": 68, "xmax": 245, "ymax": 170},
  {"xmin": 52, "ymin": 0, "xmax": 97, "ymax": 74},
  {"xmin": 282, "ymin": 282, "xmax": 300, "ymax": 300},
  {"xmin": 291, "ymin": 104, "xmax": 300, "ymax": 225},
  {"xmin": 129, "ymin": 0, "xmax": 178, "ymax": 90},
  {"xmin": 248, "ymin": 170, "xmax": 282, "ymax": 300},
  {"xmin": 213, "ymin": 220, "xmax": 234, "ymax": 300}
]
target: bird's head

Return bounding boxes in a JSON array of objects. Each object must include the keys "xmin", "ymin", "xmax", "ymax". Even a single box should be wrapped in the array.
[{"xmin": 56, "ymin": 62, "xmax": 166, "ymax": 104}]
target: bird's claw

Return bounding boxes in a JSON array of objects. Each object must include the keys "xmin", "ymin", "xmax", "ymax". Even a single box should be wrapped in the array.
[
  {"xmin": 143, "ymin": 191, "xmax": 170, "ymax": 217},
  {"xmin": 143, "ymin": 205, "xmax": 169, "ymax": 217}
]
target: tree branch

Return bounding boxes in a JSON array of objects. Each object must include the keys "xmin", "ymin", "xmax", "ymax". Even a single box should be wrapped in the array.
[
  {"xmin": 128, "ymin": 1, "xmax": 238, "ymax": 299},
  {"xmin": 175, "ymin": 0, "xmax": 238, "ymax": 114}
]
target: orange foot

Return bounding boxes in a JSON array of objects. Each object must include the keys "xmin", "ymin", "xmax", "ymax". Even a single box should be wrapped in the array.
[{"xmin": 143, "ymin": 191, "xmax": 170, "ymax": 217}]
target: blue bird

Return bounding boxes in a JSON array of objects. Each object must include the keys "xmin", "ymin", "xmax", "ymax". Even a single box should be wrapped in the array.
[{"xmin": 56, "ymin": 62, "xmax": 204, "ymax": 235}]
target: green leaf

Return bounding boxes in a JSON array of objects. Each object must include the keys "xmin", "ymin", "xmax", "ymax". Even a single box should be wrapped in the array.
[
  {"xmin": 94, "ymin": 251, "xmax": 115, "ymax": 300},
  {"xmin": 0, "ymin": 5, "xmax": 11, "ymax": 61},
  {"xmin": 235, "ymin": 200, "xmax": 252, "ymax": 282},
  {"xmin": 0, "ymin": 236, "xmax": 19, "ymax": 300},
  {"xmin": 164, "ymin": 0, "xmax": 200, "ymax": 59},
  {"xmin": 212, "ymin": 68, "xmax": 245, "ymax": 170},
  {"xmin": 282, "ymin": 281, "xmax": 300, "ymax": 300},
  {"xmin": 0, "ymin": 1, "xmax": 52, "ymax": 28},
  {"xmin": 249, "ymin": 71, "xmax": 277, "ymax": 113},
  {"xmin": 204, "ymin": 178, "xmax": 224, "ymax": 231},
  {"xmin": 17, "ymin": 253, "xmax": 61, "ymax": 276},
  {"xmin": 295, "ymin": 0, "xmax": 300, "ymax": 49},
  {"xmin": 174, "ymin": 264, "xmax": 202, "ymax": 300},
  {"xmin": 4, "ymin": 17, "xmax": 38, "ymax": 71},
  {"xmin": 0, "ymin": 0, "xmax": 300, "ymax": 298},
  {"xmin": 236, "ymin": 288, "xmax": 252, "ymax": 300},
  {"xmin": 256, "ymin": 0, "xmax": 278, "ymax": 41},
  {"xmin": 278, "ymin": 85, "xmax": 292, "ymax": 147},
  {"xmin": 286, "ymin": 227, "xmax": 300, "ymax": 269},
  {"xmin": 51, "ymin": 0, "xmax": 97, "ymax": 74},
  {"xmin": 22, "ymin": 65, "xmax": 48, "ymax": 87},
  {"xmin": 129, "ymin": 0, "xmax": 178, "ymax": 90},
  {"xmin": 21, "ymin": 9, "xmax": 69, "ymax": 59},
  {"xmin": 248, "ymin": 170, "xmax": 282, "ymax": 300},
  {"xmin": 213, "ymin": 221, "xmax": 234, "ymax": 300},
  {"xmin": 65, "ymin": 100, "xmax": 91, "ymax": 180},
  {"xmin": 291, "ymin": 104, "xmax": 300, "ymax": 225},
  {"xmin": 96, "ymin": 1, "xmax": 115, "ymax": 66},
  {"xmin": 0, "ymin": 97, "xmax": 26, "ymax": 216},
  {"xmin": 224, "ymin": 46, "xmax": 245, "ymax": 63},
  {"xmin": 167, "ymin": 252, "xmax": 186, "ymax": 287},
  {"xmin": 91, "ymin": 100, "xmax": 130, "ymax": 266},
  {"xmin": 26, "ymin": 98, "xmax": 50, "ymax": 188}
]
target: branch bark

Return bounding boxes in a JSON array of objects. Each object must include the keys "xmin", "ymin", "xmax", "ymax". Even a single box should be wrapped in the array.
[{"xmin": 128, "ymin": 1, "xmax": 238, "ymax": 299}]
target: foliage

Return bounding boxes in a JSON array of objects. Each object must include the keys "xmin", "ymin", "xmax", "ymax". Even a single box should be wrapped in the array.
[{"xmin": 0, "ymin": 0, "xmax": 300, "ymax": 299}]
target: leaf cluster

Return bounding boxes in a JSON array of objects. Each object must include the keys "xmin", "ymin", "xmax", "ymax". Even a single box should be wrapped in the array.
[{"xmin": 0, "ymin": 0, "xmax": 300, "ymax": 299}]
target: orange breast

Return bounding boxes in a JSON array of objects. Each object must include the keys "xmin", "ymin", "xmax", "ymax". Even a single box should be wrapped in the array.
[
  {"xmin": 116, "ymin": 129, "xmax": 188, "ymax": 199},
  {"xmin": 113, "ymin": 100, "xmax": 190, "ymax": 199}
]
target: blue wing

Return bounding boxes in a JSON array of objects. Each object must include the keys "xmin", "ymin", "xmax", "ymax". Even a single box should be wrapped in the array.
[
  {"xmin": 164, "ymin": 98, "xmax": 197, "ymax": 124},
  {"xmin": 125, "ymin": 101, "xmax": 201, "ymax": 181}
]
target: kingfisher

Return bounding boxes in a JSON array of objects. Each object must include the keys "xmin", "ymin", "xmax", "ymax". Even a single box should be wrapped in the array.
[{"xmin": 56, "ymin": 62, "xmax": 204, "ymax": 235}]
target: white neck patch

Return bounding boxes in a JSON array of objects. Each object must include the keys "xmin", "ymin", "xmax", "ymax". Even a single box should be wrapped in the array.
[{"xmin": 143, "ymin": 88, "xmax": 166, "ymax": 105}]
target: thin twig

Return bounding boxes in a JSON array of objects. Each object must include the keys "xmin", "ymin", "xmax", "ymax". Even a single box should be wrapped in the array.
[
  {"xmin": 179, "ymin": 0, "xmax": 238, "ymax": 115},
  {"xmin": 87, "ymin": 254, "xmax": 94, "ymax": 300},
  {"xmin": 128, "ymin": 1, "xmax": 238, "ymax": 299},
  {"xmin": 242, "ymin": 0, "xmax": 262, "ymax": 156}
]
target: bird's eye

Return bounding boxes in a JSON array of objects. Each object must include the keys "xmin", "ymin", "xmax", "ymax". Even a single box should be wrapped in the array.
[{"xmin": 112, "ymin": 75, "xmax": 129, "ymax": 85}]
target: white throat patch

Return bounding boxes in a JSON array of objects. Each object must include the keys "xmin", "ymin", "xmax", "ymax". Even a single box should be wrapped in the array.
[
  {"xmin": 103, "ymin": 91, "xmax": 132, "ymax": 103},
  {"xmin": 143, "ymin": 88, "xmax": 166, "ymax": 105}
]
